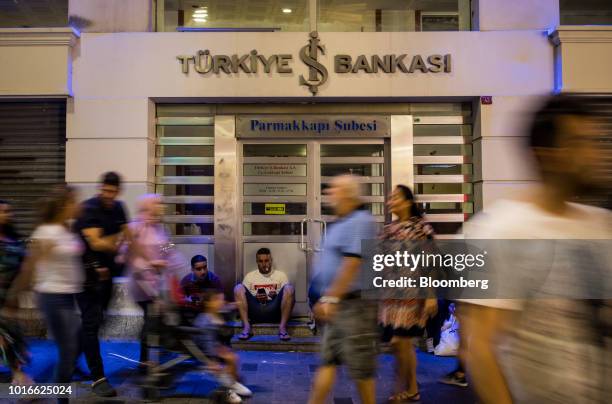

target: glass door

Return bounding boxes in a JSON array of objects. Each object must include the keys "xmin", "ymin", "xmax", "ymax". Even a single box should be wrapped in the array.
[
  {"xmin": 318, "ymin": 140, "xmax": 388, "ymax": 232},
  {"xmin": 239, "ymin": 139, "xmax": 389, "ymax": 315},
  {"xmin": 240, "ymin": 141, "xmax": 314, "ymax": 314}
]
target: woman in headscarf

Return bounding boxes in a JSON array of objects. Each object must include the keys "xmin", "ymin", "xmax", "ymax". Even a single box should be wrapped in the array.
[{"xmin": 126, "ymin": 194, "xmax": 184, "ymax": 366}]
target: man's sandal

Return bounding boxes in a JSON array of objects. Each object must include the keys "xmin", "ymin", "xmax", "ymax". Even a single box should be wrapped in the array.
[
  {"xmin": 279, "ymin": 331, "xmax": 291, "ymax": 341},
  {"xmin": 238, "ymin": 331, "xmax": 254, "ymax": 340}
]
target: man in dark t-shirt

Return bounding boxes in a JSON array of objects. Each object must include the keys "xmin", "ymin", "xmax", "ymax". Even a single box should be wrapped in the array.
[{"xmin": 72, "ymin": 172, "xmax": 129, "ymax": 397}]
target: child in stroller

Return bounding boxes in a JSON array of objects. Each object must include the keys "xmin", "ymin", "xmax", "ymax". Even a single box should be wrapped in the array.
[
  {"xmin": 193, "ymin": 289, "xmax": 252, "ymax": 401},
  {"xmin": 135, "ymin": 270, "xmax": 251, "ymax": 403}
]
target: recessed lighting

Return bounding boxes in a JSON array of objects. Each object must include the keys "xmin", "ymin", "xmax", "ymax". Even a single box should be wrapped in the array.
[
  {"xmin": 282, "ymin": 8, "xmax": 292, "ymax": 14},
  {"xmin": 193, "ymin": 18, "xmax": 207, "ymax": 22},
  {"xmin": 194, "ymin": 9, "xmax": 208, "ymax": 14}
]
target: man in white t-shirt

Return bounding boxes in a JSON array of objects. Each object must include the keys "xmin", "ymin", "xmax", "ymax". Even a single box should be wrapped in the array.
[
  {"xmin": 459, "ymin": 95, "xmax": 611, "ymax": 404},
  {"xmin": 234, "ymin": 248, "xmax": 295, "ymax": 341}
]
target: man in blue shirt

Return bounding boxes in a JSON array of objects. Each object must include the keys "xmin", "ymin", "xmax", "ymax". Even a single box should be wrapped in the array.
[{"xmin": 308, "ymin": 175, "xmax": 378, "ymax": 404}]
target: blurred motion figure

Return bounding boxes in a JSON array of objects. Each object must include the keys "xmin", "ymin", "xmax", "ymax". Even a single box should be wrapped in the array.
[{"xmin": 460, "ymin": 94, "xmax": 611, "ymax": 404}]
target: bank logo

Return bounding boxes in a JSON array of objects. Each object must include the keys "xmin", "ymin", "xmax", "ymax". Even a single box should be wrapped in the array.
[
  {"xmin": 177, "ymin": 32, "xmax": 451, "ymax": 97},
  {"xmin": 299, "ymin": 32, "xmax": 328, "ymax": 96}
]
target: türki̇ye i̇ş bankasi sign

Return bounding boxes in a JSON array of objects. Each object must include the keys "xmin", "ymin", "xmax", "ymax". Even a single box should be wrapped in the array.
[{"xmin": 176, "ymin": 31, "xmax": 452, "ymax": 96}]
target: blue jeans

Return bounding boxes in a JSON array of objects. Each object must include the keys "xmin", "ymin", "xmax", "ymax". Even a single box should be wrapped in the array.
[{"xmin": 37, "ymin": 293, "xmax": 80, "ymax": 384}]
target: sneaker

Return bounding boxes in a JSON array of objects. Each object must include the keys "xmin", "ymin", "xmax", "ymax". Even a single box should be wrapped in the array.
[
  {"xmin": 426, "ymin": 338, "xmax": 435, "ymax": 353},
  {"xmin": 439, "ymin": 371, "xmax": 468, "ymax": 387},
  {"xmin": 231, "ymin": 381, "xmax": 253, "ymax": 397},
  {"xmin": 226, "ymin": 390, "xmax": 243, "ymax": 403},
  {"xmin": 91, "ymin": 377, "xmax": 117, "ymax": 397}
]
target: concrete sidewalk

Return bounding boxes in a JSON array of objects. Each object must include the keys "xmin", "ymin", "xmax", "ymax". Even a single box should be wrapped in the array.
[{"xmin": 1, "ymin": 339, "xmax": 475, "ymax": 403}]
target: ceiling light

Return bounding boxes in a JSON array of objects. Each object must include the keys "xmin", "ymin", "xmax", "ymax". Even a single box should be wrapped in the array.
[
  {"xmin": 193, "ymin": 18, "xmax": 207, "ymax": 23},
  {"xmin": 194, "ymin": 9, "xmax": 208, "ymax": 14},
  {"xmin": 282, "ymin": 8, "xmax": 292, "ymax": 14}
]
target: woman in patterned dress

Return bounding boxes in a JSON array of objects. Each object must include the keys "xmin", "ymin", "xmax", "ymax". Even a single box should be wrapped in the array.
[{"xmin": 380, "ymin": 185, "xmax": 437, "ymax": 403}]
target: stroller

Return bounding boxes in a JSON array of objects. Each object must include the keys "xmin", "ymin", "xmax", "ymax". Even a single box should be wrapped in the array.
[
  {"xmin": 139, "ymin": 303, "xmax": 234, "ymax": 402},
  {"xmin": 116, "ymin": 254, "xmax": 239, "ymax": 403}
]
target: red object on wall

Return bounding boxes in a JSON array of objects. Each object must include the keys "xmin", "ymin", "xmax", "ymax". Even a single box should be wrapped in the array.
[{"xmin": 481, "ymin": 96, "xmax": 493, "ymax": 105}]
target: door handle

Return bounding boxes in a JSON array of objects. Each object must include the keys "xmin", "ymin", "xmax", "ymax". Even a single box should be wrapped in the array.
[
  {"xmin": 299, "ymin": 218, "xmax": 313, "ymax": 252},
  {"xmin": 312, "ymin": 219, "xmax": 327, "ymax": 252}
]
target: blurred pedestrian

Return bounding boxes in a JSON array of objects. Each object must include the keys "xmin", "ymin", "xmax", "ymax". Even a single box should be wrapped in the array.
[
  {"xmin": 308, "ymin": 175, "xmax": 378, "ymax": 404},
  {"xmin": 73, "ymin": 172, "xmax": 130, "ymax": 397},
  {"xmin": 125, "ymin": 193, "xmax": 169, "ymax": 367},
  {"xmin": 193, "ymin": 289, "xmax": 252, "ymax": 402},
  {"xmin": 18, "ymin": 186, "xmax": 83, "ymax": 388},
  {"xmin": 379, "ymin": 185, "xmax": 436, "ymax": 403},
  {"xmin": 0, "ymin": 199, "xmax": 24, "ymax": 306},
  {"xmin": 460, "ymin": 94, "xmax": 611, "ymax": 404},
  {"xmin": 0, "ymin": 200, "xmax": 31, "ymax": 384}
]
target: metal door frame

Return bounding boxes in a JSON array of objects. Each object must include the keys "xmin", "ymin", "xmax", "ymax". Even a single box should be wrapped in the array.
[{"xmin": 236, "ymin": 137, "xmax": 389, "ymax": 314}]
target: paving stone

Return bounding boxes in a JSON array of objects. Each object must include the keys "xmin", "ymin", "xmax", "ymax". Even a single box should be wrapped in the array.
[
  {"xmin": 21, "ymin": 340, "xmax": 475, "ymax": 404},
  {"xmin": 242, "ymin": 363, "xmax": 259, "ymax": 372},
  {"xmin": 333, "ymin": 397, "xmax": 354, "ymax": 404}
]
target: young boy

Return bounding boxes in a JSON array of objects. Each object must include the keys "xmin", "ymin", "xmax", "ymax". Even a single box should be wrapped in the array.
[{"xmin": 194, "ymin": 289, "xmax": 252, "ymax": 402}]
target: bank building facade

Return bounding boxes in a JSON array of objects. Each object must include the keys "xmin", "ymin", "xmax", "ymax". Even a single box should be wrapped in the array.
[{"xmin": 1, "ymin": 0, "xmax": 611, "ymax": 320}]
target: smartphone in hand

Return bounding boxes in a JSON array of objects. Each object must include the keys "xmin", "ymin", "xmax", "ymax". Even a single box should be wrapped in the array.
[{"xmin": 256, "ymin": 288, "xmax": 268, "ymax": 303}]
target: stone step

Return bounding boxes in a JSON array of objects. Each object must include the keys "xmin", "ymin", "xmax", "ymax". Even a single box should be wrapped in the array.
[
  {"xmin": 11, "ymin": 309, "xmax": 316, "ymax": 340},
  {"xmin": 227, "ymin": 319, "xmax": 316, "ymax": 338},
  {"xmin": 231, "ymin": 335, "xmax": 395, "ymax": 353},
  {"xmin": 231, "ymin": 335, "xmax": 320, "ymax": 352}
]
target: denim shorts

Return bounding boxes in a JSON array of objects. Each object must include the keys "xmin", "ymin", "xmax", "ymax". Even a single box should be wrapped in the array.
[{"xmin": 245, "ymin": 286, "xmax": 285, "ymax": 323}]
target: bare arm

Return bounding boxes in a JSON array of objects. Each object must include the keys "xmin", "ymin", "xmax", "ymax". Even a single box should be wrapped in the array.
[
  {"xmin": 459, "ymin": 303, "xmax": 514, "ymax": 404},
  {"xmin": 312, "ymin": 257, "xmax": 361, "ymax": 321},
  {"xmin": 83, "ymin": 223, "xmax": 132, "ymax": 253},
  {"xmin": 82, "ymin": 227, "xmax": 119, "ymax": 253}
]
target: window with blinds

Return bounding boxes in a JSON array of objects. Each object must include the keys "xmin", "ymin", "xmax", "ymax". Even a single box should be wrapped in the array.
[
  {"xmin": 412, "ymin": 103, "xmax": 472, "ymax": 238},
  {"xmin": 0, "ymin": 100, "xmax": 67, "ymax": 237},
  {"xmin": 574, "ymin": 96, "xmax": 612, "ymax": 210},
  {"xmin": 155, "ymin": 106, "xmax": 215, "ymax": 244}
]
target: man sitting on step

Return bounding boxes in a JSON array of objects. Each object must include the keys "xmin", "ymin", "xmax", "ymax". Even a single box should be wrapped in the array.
[{"xmin": 234, "ymin": 248, "xmax": 295, "ymax": 341}]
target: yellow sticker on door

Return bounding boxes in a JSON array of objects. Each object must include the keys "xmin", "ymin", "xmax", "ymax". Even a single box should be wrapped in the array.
[{"xmin": 265, "ymin": 203, "xmax": 286, "ymax": 215}]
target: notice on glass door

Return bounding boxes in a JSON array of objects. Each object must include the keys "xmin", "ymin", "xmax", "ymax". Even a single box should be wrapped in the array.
[
  {"xmin": 265, "ymin": 204, "xmax": 286, "ymax": 215},
  {"xmin": 244, "ymin": 164, "xmax": 306, "ymax": 177},
  {"xmin": 244, "ymin": 183, "xmax": 307, "ymax": 196}
]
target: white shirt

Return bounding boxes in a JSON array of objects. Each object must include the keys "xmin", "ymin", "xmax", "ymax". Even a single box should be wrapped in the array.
[
  {"xmin": 462, "ymin": 199, "xmax": 611, "ymax": 309},
  {"xmin": 462, "ymin": 199, "xmax": 611, "ymax": 402},
  {"xmin": 31, "ymin": 224, "xmax": 84, "ymax": 294},
  {"xmin": 242, "ymin": 269, "xmax": 288, "ymax": 300}
]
